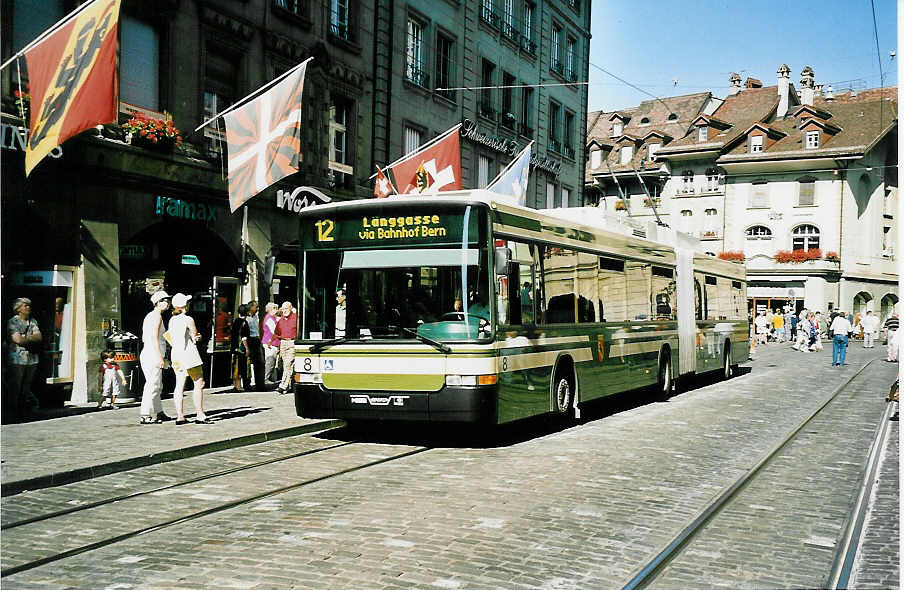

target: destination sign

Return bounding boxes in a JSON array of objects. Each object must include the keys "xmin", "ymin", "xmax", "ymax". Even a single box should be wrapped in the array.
[{"xmin": 303, "ymin": 208, "xmax": 482, "ymax": 250}]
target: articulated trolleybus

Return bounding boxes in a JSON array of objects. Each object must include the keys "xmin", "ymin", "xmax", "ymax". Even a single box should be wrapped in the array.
[{"xmin": 292, "ymin": 190, "xmax": 747, "ymax": 424}]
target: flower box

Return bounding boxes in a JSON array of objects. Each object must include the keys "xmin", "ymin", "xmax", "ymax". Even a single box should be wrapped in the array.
[
  {"xmin": 774, "ymin": 248, "xmax": 822, "ymax": 263},
  {"xmin": 718, "ymin": 251, "xmax": 745, "ymax": 262},
  {"xmin": 122, "ymin": 113, "xmax": 183, "ymax": 151}
]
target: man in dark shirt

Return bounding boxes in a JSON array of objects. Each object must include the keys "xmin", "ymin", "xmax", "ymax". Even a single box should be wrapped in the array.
[{"xmin": 274, "ymin": 301, "xmax": 298, "ymax": 394}]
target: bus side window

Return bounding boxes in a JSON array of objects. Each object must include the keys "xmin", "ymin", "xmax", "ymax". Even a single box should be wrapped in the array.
[
  {"xmin": 625, "ymin": 261, "xmax": 652, "ymax": 321},
  {"xmin": 577, "ymin": 251, "xmax": 597, "ymax": 323},
  {"xmin": 502, "ymin": 240, "xmax": 535, "ymax": 327},
  {"xmin": 598, "ymin": 256, "xmax": 626, "ymax": 322},
  {"xmin": 651, "ymin": 266, "xmax": 675, "ymax": 320},
  {"xmin": 703, "ymin": 275, "xmax": 718, "ymax": 320}
]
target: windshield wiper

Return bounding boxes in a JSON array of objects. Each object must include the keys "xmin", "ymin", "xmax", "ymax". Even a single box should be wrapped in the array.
[
  {"xmin": 400, "ymin": 327, "xmax": 452, "ymax": 354},
  {"xmin": 309, "ymin": 337, "xmax": 348, "ymax": 354}
]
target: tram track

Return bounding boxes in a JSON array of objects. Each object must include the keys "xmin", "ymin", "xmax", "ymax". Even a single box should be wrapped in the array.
[
  {"xmin": 620, "ymin": 357, "xmax": 889, "ymax": 590},
  {"xmin": 1, "ymin": 438, "xmax": 430, "ymax": 578}
]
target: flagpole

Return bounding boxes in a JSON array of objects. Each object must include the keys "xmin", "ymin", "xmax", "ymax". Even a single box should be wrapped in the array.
[
  {"xmin": 0, "ymin": 0, "xmax": 103, "ymax": 71},
  {"xmin": 194, "ymin": 57, "xmax": 313, "ymax": 132},
  {"xmin": 368, "ymin": 123, "xmax": 462, "ymax": 180},
  {"xmin": 487, "ymin": 141, "xmax": 533, "ymax": 187}
]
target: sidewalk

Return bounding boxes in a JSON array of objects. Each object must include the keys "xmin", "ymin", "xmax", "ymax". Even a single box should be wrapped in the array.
[{"xmin": 0, "ymin": 388, "xmax": 340, "ymax": 496}]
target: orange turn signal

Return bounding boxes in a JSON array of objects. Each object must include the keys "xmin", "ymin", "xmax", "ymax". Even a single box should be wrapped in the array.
[{"xmin": 477, "ymin": 374, "xmax": 498, "ymax": 385}]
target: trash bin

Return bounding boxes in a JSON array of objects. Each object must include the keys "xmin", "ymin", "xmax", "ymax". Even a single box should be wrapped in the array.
[{"xmin": 106, "ymin": 326, "xmax": 141, "ymax": 402}]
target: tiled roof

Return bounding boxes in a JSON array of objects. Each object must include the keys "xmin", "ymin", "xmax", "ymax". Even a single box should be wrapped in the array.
[
  {"xmin": 721, "ymin": 92, "xmax": 896, "ymax": 159},
  {"xmin": 656, "ymin": 86, "xmax": 779, "ymax": 155},
  {"xmin": 585, "ymin": 92, "xmax": 711, "ymax": 181}
]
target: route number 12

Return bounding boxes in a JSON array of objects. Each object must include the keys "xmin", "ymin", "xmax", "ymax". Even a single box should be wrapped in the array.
[{"xmin": 315, "ymin": 219, "xmax": 335, "ymax": 242}]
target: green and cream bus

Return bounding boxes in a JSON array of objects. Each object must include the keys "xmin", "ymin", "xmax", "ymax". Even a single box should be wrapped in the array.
[{"xmin": 291, "ymin": 191, "xmax": 747, "ymax": 424}]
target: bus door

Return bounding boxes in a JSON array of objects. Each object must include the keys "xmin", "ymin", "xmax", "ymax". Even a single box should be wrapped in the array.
[
  {"xmin": 675, "ymin": 248, "xmax": 696, "ymax": 375},
  {"xmin": 210, "ymin": 276, "xmax": 241, "ymax": 387}
]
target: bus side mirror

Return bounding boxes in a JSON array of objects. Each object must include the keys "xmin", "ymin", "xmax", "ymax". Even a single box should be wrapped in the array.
[{"xmin": 495, "ymin": 247, "xmax": 511, "ymax": 276}]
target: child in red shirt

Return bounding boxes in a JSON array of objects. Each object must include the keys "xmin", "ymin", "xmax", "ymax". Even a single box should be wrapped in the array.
[{"xmin": 97, "ymin": 350, "xmax": 126, "ymax": 409}]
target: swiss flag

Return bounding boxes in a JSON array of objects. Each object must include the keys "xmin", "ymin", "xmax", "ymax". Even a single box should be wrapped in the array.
[
  {"xmin": 390, "ymin": 129, "xmax": 461, "ymax": 194},
  {"xmin": 373, "ymin": 166, "xmax": 395, "ymax": 198}
]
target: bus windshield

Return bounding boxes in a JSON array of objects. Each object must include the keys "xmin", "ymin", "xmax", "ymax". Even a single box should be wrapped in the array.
[{"xmin": 303, "ymin": 247, "xmax": 492, "ymax": 342}]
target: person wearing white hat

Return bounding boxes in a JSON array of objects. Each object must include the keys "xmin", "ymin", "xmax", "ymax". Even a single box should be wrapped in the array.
[
  {"xmin": 139, "ymin": 290, "xmax": 173, "ymax": 424},
  {"xmin": 168, "ymin": 293, "xmax": 212, "ymax": 424}
]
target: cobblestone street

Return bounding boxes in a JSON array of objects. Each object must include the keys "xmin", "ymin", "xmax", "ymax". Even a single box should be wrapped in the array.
[{"xmin": 1, "ymin": 340, "xmax": 898, "ymax": 589}]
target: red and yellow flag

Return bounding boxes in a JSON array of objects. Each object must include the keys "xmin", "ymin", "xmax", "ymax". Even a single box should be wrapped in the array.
[{"xmin": 24, "ymin": 0, "xmax": 121, "ymax": 175}]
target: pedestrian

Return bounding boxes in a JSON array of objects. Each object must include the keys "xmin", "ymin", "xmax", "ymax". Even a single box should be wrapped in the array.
[
  {"xmin": 772, "ymin": 310, "xmax": 785, "ymax": 343},
  {"xmin": 861, "ymin": 310, "xmax": 879, "ymax": 348},
  {"xmin": 884, "ymin": 313, "xmax": 899, "ymax": 361},
  {"xmin": 167, "ymin": 293, "xmax": 211, "ymax": 424},
  {"xmin": 245, "ymin": 300, "xmax": 265, "ymax": 390},
  {"xmin": 5, "ymin": 297, "xmax": 42, "ymax": 422},
  {"xmin": 830, "ymin": 310, "xmax": 853, "ymax": 366},
  {"xmin": 790, "ymin": 313, "xmax": 798, "ymax": 341},
  {"xmin": 811, "ymin": 312, "xmax": 824, "ymax": 351},
  {"xmin": 754, "ymin": 311, "xmax": 769, "ymax": 345},
  {"xmin": 139, "ymin": 291, "xmax": 173, "ymax": 424},
  {"xmin": 262, "ymin": 302, "xmax": 280, "ymax": 384},
  {"xmin": 274, "ymin": 301, "xmax": 297, "ymax": 395},
  {"xmin": 97, "ymin": 350, "xmax": 125, "ymax": 409},
  {"xmin": 230, "ymin": 304, "xmax": 250, "ymax": 392}
]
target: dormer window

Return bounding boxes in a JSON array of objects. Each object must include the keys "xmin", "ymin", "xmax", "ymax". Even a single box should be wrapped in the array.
[
  {"xmin": 612, "ymin": 121, "xmax": 623, "ymax": 136},
  {"xmin": 647, "ymin": 143, "xmax": 660, "ymax": 159},
  {"xmin": 620, "ymin": 145, "xmax": 633, "ymax": 164},
  {"xmin": 667, "ymin": 113, "xmax": 678, "ymax": 121},
  {"xmin": 640, "ymin": 117, "xmax": 650, "ymax": 125},
  {"xmin": 749, "ymin": 135, "xmax": 763, "ymax": 153},
  {"xmin": 590, "ymin": 149, "xmax": 602, "ymax": 169},
  {"xmin": 697, "ymin": 126, "xmax": 708, "ymax": 142},
  {"xmin": 805, "ymin": 130, "xmax": 819, "ymax": 149}
]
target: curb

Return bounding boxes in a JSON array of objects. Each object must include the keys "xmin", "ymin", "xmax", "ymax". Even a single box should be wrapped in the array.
[{"xmin": 1, "ymin": 419, "xmax": 343, "ymax": 497}]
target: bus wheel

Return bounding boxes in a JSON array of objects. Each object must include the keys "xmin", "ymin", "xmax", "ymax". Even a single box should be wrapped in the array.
[
  {"xmin": 553, "ymin": 372, "xmax": 573, "ymax": 414},
  {"xmin": 722, "ymin": 344, "xmax": 733, "ymax": 380},
  {"xmin": 657, "ymin": 352, "xmax": 672, "ymax": 397}
]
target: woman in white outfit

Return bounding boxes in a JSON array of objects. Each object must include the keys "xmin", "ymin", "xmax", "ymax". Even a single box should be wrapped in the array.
[{"xmin": 168, "ymin": 293, "xmax": 212, "ymax": 424}]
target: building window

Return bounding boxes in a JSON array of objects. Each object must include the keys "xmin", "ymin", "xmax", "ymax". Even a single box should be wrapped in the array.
[
  {"xmin": 522, "ymin": 2, "xmax": 534, "ymax": 48},
  {"xmin": 745, "ymin": 225, "xmax": 772, "ymax": 240},
  {"xmin": 501, "ymin": 71, "xmax": 516, "ymax": 127},
  {"xmin": 681, "ymin": 169, "xmax": 694, "ymax": 193},
  {"xmin": 329, "ymin": 97, "xmax": 353, "ymax": 189},
  {"xmin": 478, "ymin": 154, "xmax": 491, "ymax": 188},
  {"xmin": 590, "ymin": 149, "xmax": 602, "ymax": 169},
  {"xmin": 561, "ymin": 187, "xmax": 570, "ymax": 208},
  {"xmin": 546, "ymin": 182, "xmax": 556, "ymax": 209},
  {"xmin": 406, "ymin": 18, "xmax": 428, "ymax": 87},
  {"xmin": 749, "ymin": 181, "xmax": 769, "ymax": 208},
  {"xmin": 480, "ymin": 59, "xmax": 496, "ymax": 119},
  {"xmin": 548, "ymin": 101, "xmax": 561, "ymax": 152},
  {"xmin": 563, "ymin": 111, "xmax": 575, "ymax": 158},
  {"xmin": 565, "ymin": 36, "xmax": 576, "ymax": 81},
  {"xmin": 798, "ymin": 177, "xmax": 816, "ymax": 206},
  {"xmin": 274, "ymin": 0, "xmax": 306, "ymax": 16},
  {"xmin": 792, "ymin": 224, "xmax": 820, "ymax": 251},
  {"xmin": 805, "ymin": 130, "xmax": 820, "ymax": 149},
  {"xmin": 703, "ymin": 208, "xmax": 718, "ymax": 237},
  {"xmin": 435, "ymin": 34, "xmax": 455, "ymax": 101},
  {"xmin": 480, "ymin": 0, "xmax": 495, "ymax": 26},
  {"xmin": 648, "ymin": 143, "xmax": 660, "ymax": 159},
  {"xmin": 619, "ymin": 145, "xmax": 633, "ymax": 164},
  {"xmin": 551, "ymin": 24, "xmax": 563, "ymax": 74},
  {"xmin": 640, "ymin": 117, "xmax": 650, "ymax": 125},
  {"xmin": 611, "ymin": 120, "xmax": 623, "ymax": 136},
  {"xmin": 697, "ymin": 126, "xmax": 708, "ymax": 142},
  {"xmin": 749, "ymin": 135, "xmax": 764, "ymax": 153},
  {"xmin": 501, "ymin": 0, "xmax": 516, "ymax": 38},
  {"xmin": 521, "ymin": 87, "xmax": 534, "ymax": 136},
  {"xmin": 121, "ymin": 16, "xmax": 160, "ymax": 110},
  {"xmin": 704, "ymin": 167, "xmax": 719, "ymax": 192},
  {"xmin": 667, "ymin": 113, "xmax": 678, "ymax": 121},
  {"xmin": 405, "ymin": 125, "xmax": 423, "ymax": 154},
  {"xmin": 329, "ymin": 0, "xmax": 351, "ymax": 41},
  {"xmin": 679, "ymin": 209, "xmax": 693, "ymax": 232},
  {"xmin": 203, "ymin": 46, "xmax": 239, "ymax": 159}
]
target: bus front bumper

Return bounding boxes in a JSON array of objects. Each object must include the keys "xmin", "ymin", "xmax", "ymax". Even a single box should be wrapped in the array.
[{"xmin": 294, "ymin": 384, "xmax": 498, "ymax": 423}]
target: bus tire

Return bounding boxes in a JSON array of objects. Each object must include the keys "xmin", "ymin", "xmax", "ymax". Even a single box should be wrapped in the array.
[
  {"xmin": 657, "ymin": 348, "xmax": 672, "ymax": 397},
  {"xmin": 722, "ymin": 341, "xmax": 733, "ymax": 380},
  {"xmin": 552, "ymin": 362, "xmax": 575, "ymax": 414}
]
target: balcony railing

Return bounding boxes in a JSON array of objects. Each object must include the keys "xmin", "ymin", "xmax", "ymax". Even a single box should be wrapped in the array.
[
  {"xmin": 563, "ymin": 145, "xmax": 575, "ymax": 159},
  {"xmin": 480, "ymin": 6, "xmax": 499, "ymax": 28},
  {"xmin": 500, "ymin": 112, "xmax": 517, "ymax": 130},
  {"xmin": 549, "ymin": 139, "xmax": 562, "ymax": 153},
  {"xmin": 479, "ymin": 102, "xmax": 497, "ymax": 121},
  {"xmin": 405, "ymin": 61, "xmax": 430, "ymax": 88},
  {"xmin": 519, "ymin": 123, "xmax": 534, "ymax": 137},
  {"xmin": 501, "ymin": 20, "xmax": 518, "ymax": 41},
  {"xmin": 551, "ymin": 59, "xmax": 564, "ymax": 76},
  {"xmin": 329, "ymin": 21, "xmax": 351, "ymax": 41},
  {"xmin": 520, "ymin": 34, "xmax": 536, "ymax": 55}
]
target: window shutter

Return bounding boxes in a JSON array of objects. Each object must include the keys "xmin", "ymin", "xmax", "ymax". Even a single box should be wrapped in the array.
[
  {"xmin": 750, "ymin": 183, "xmax": 769, "ymax": 208},
  {"xmin": 798, "ymin": 182, "xmax": 815, "ymax": 206},
  {"xmin": 121, "ymin": 16, "xmax": 160, "ymax": 110}
]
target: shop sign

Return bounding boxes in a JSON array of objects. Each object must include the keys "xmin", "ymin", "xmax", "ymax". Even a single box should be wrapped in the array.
[
  {"xmin": 1, "ymin": 123, "xmax": 62, "ymax": 158},
  {"xmin": 461, "ymin": 119, "xmax": 518, "ymax": 157},
  {"xmin": 276, "ymin": 186, "xmax": 331, "ymax": 215},
  {"xmin": 155, "ymin": 195, "xmax": 217, "ymax": 223},
  {"xmin": 181, "ymin": 254, "xmax": 201, "ymax": 265},
  {"xmin": 460, "ymin": 118, "xmax": 561, "ymax": 177},
  {"xmin": 120, "ymin": 245, "xmax": 146, "ymax": 259},
  {"xmin": 11, "ymin": 270, "xmax": 73, "ymax": 287}
]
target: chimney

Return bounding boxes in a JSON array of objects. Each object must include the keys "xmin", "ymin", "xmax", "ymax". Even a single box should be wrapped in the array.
[
  {"xmin": 799, "ymin": 66, "xmax": 815, "ymax": 106},
  {"xmin": 728, "ymin": 72, "xmax": 742, "ymax": 96},
  {"xmin": 776, "ymin": 64, "xmax": 791, "ymax": 117},
  {"xmin": 815, "ymin": 83, "xmax": 824, "ymax": 98},
  {"xmin": 825, "ymin": 85, "xmax": 834, "ymax": 102},
  {"xmin": 745, "ymin": 77, "xmax": 763, "ymax": 89}
]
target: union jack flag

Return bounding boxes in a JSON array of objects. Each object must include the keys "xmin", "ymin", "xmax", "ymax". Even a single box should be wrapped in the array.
[{"xmin": 224, "ymin": 62, "xmax": 308, "ymax": 212}]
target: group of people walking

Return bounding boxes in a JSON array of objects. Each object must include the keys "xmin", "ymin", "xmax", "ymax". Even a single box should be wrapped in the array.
[
  {"xmin": 752, "ymin": 305, "xmax": 900, "ymax": 366},
  {"xmin": 138, "ymin": 291, "xmax": 299, "ymax": 426}
]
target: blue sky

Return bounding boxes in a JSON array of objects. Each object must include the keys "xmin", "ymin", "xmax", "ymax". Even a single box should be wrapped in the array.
[{"xmin": 588, "ymin": 0, "xmax": 897, "ymax": 111}]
